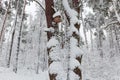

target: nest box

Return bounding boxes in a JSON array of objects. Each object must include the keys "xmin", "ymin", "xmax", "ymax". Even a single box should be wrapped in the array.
[{"xmin": 53, "ymin": 11, "xmax": 62, "ymax": 23}]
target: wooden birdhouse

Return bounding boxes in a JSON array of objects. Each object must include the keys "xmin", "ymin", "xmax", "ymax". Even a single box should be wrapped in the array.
[{"xmin": 53, "ymin": 11, "xmax": 62, "ymax": 23}]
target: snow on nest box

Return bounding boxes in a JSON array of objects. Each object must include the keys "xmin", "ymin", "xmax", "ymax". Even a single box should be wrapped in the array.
[{"xmin": 53, "ymin": 11, "xmax": 62, "ymax": 23}]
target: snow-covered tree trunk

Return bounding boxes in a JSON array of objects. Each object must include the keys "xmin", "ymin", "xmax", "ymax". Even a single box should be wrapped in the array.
[
  {"xmin": 0, "ymin": 0, "xmax": 18, "ymax": 67},
  {"xmin": 7, "ymin": 0, "xmax": 20, "ymax": 68},
  {"xmin": 35, "ymin": 7, "xmax": 48, "ymax": 73},
  {"xmin": 63, "ymin": 0, "xmax": 83, "ymax": 80},
  {"xmin": 108, "ymin": 26, "xmax": 114, "ymax": 53},
  {"xmin": 90, "ymin": 29, "xmax": 93, "ymax": 50},
  {"xmin": 0, "ymin": 0, "xmax": 11, "ymax": 42},
  {"xmin": 114, "ymin": 25, "xmax": 120, "ymax": 54},
  {"xmin": 13, "ymin": 0, "xmax": 26, "ymax": 73},
  {"xmin": 45, "ymin": 0, "xmax": 57, "ymax": 79},
  {"xmin": 0, "ymin": 0, "xmax": 11, "ymax": 64}
]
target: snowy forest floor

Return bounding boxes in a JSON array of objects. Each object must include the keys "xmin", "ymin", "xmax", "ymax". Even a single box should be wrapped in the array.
[{"xmin": 0, "ymin": 67, "xmax": 49, "ymax": 80}]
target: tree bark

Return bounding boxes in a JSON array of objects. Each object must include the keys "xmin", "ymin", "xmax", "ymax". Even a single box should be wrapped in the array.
[
  {"xmin": 45, "ymin": 0, "xmax": 55, "ymax": 40},
  {"xmin": 45, "ymin": 0, "xmax": 56, "ymax": 80}
]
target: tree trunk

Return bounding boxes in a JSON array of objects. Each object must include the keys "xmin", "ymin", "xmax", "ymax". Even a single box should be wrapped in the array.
[
  {"xmin": 13, "ymin": 0, "xmax": 26, "ymax": 73},
  {"xmin": 45, "ymin": 0, "xmax": 56, "ymax": 80},
  {"xmin": 7, "ymin": 0, "xmax": 19, "ymax": 68},
  {"xmin": 72, "ymin": 0, "xmax": 82, "ymax": 80},
  {"xmin": 45, "ymin": 0, "xmax": 55, "ymax": 40},
  {"xmin": 0, "ymin": 0, "xmax": 11, "ymax": 42}
]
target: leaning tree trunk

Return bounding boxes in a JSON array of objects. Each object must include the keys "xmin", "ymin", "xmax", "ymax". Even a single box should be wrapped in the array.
[
  {"xmin": 0, "ymin": 0, "xmax": 11, "ymax": 42},
  {"xmin": 7, "ymin": 0, "xmax": 20, "ymax": 68},
  {"xmin": 13, "ymin": 0, "xmax": 26, "ymax": 73},
  {"xmin": 0, "ymin": 0, "xmax": 11, "ymax": 54}
]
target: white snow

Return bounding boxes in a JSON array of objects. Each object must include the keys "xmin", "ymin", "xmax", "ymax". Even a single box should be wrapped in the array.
[
  {"xmin": 70, "ymin": 37, "xmax": 78, "ymax": 46},
  {"xmin": 70, "ymin": 58, "xmax": 80, "ymax": 70},
  {"xmin": 44, "ymin": 27, "xmax": 55, "ymax": 33},
  {"xmin": 69, "ymin": 71, "xmax": 80, "ymax": 80},
  {"xmin": 69, "ymin": 24, "xmax": 79, "ymax": 35},
  {"xmin": 47, "ymin": 37, "xmax": 59, "ymax": 48},
  {"xmin": 70, "ymin": 46, "xmax": 83, "ymax": 58},
  {"xmin": 70, "ymin": 37, "xmax": 84, "ymax": 58},
  {"xmin": 49, "ymin": 62, "xmax": 64, "ymax": 74},
  {"xmin": 56, "ymin": 72, "xmax": 67, "ymax": 80},
  {"xmin": 53, "ymin": 11, "xmax": 61, "ymax": 18},
  {"xmin": 49, "ymin": 50, "xmax": 61, "ymax": 61},
  {"xmin": 62, "ymin": 0, "xmax": 79, "ymax": 25},
  {"xmin": 0, "ymin": 67, "xmax": 49, "ymax": 80},
  {"xmin": 25, "ymin": 2, "xmax": 37, "ymax": 19}
]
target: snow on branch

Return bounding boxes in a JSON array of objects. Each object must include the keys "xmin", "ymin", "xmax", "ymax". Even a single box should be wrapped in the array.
[
  {"xmin": 47, "ymin": 37, "xmax": 59, "ymax": 48},
  {"xmin": 69, "ymin": 24, "xmax": 79, "ymax": 35},
  {"xmin": 69, "ymin": 71, "xmax": 80, "ymax": 80},
  {"xmin": 70, "ymin": 58, "xmax": 80, "ymax": 70},
  {"xmin": 70, "ymin": 37, "xmax": 84, "ymax": 58},
  {"xmin": 53, "ymin": 11, "xmax": 61, "ymax": 18},
  {"xmin": 49, "ymin": 62, "xmax": 64, "ymax": 74},
  {"xmin": 62, "ymin": 0, "xmax": 80, "ymax": 25},
  {"xmin": 49, "ymin": 51, "xmax": 61, "ymax": 61},
  {"xmin": 44, "ymin": 27, "xmax": 54, "ymax": 32}
]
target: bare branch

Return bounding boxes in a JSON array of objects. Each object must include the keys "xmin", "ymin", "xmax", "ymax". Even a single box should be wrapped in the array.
[
  {"xmin": 33, "ymin": 0, "xmax": 45, "ymax": 11},
  {"xmin": 103, "ymin": 21, "xmax": 119, "ymax": 29}
]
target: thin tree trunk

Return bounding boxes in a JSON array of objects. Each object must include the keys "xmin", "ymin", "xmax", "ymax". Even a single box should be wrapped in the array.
[
  {"xmin": 7, "ymin": 0, "xmax": 20, "ymax": 68},
  {"xmin": 83, "ymin": 24, "xmax": 88, "ymax": 48},
  {"xmin": 114, "ymin": 26, "xmax": 120, "ymax": 54},
  {"xmin": 0, "ymin": 0, "xmax": 11, "ymax": 54},
  {"xmin": 0, "ymin": 0, "xmax": 11, "ymax": 42},
  {"xmin": 90, "ymin": 29, "xmax": 93, "ymax": 50},
  {"xmin": 109, "ymin": 27, "xmax": 114, "ymax": 49},
  {"xmin": 13, "ymin": 0, "xmax": 26, "ymax": 73}
]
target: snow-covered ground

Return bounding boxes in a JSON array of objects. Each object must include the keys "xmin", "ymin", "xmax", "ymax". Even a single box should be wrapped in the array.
[{"xmin": 0, "ymin": 67, "xmax": 49, "ymax": 80}]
